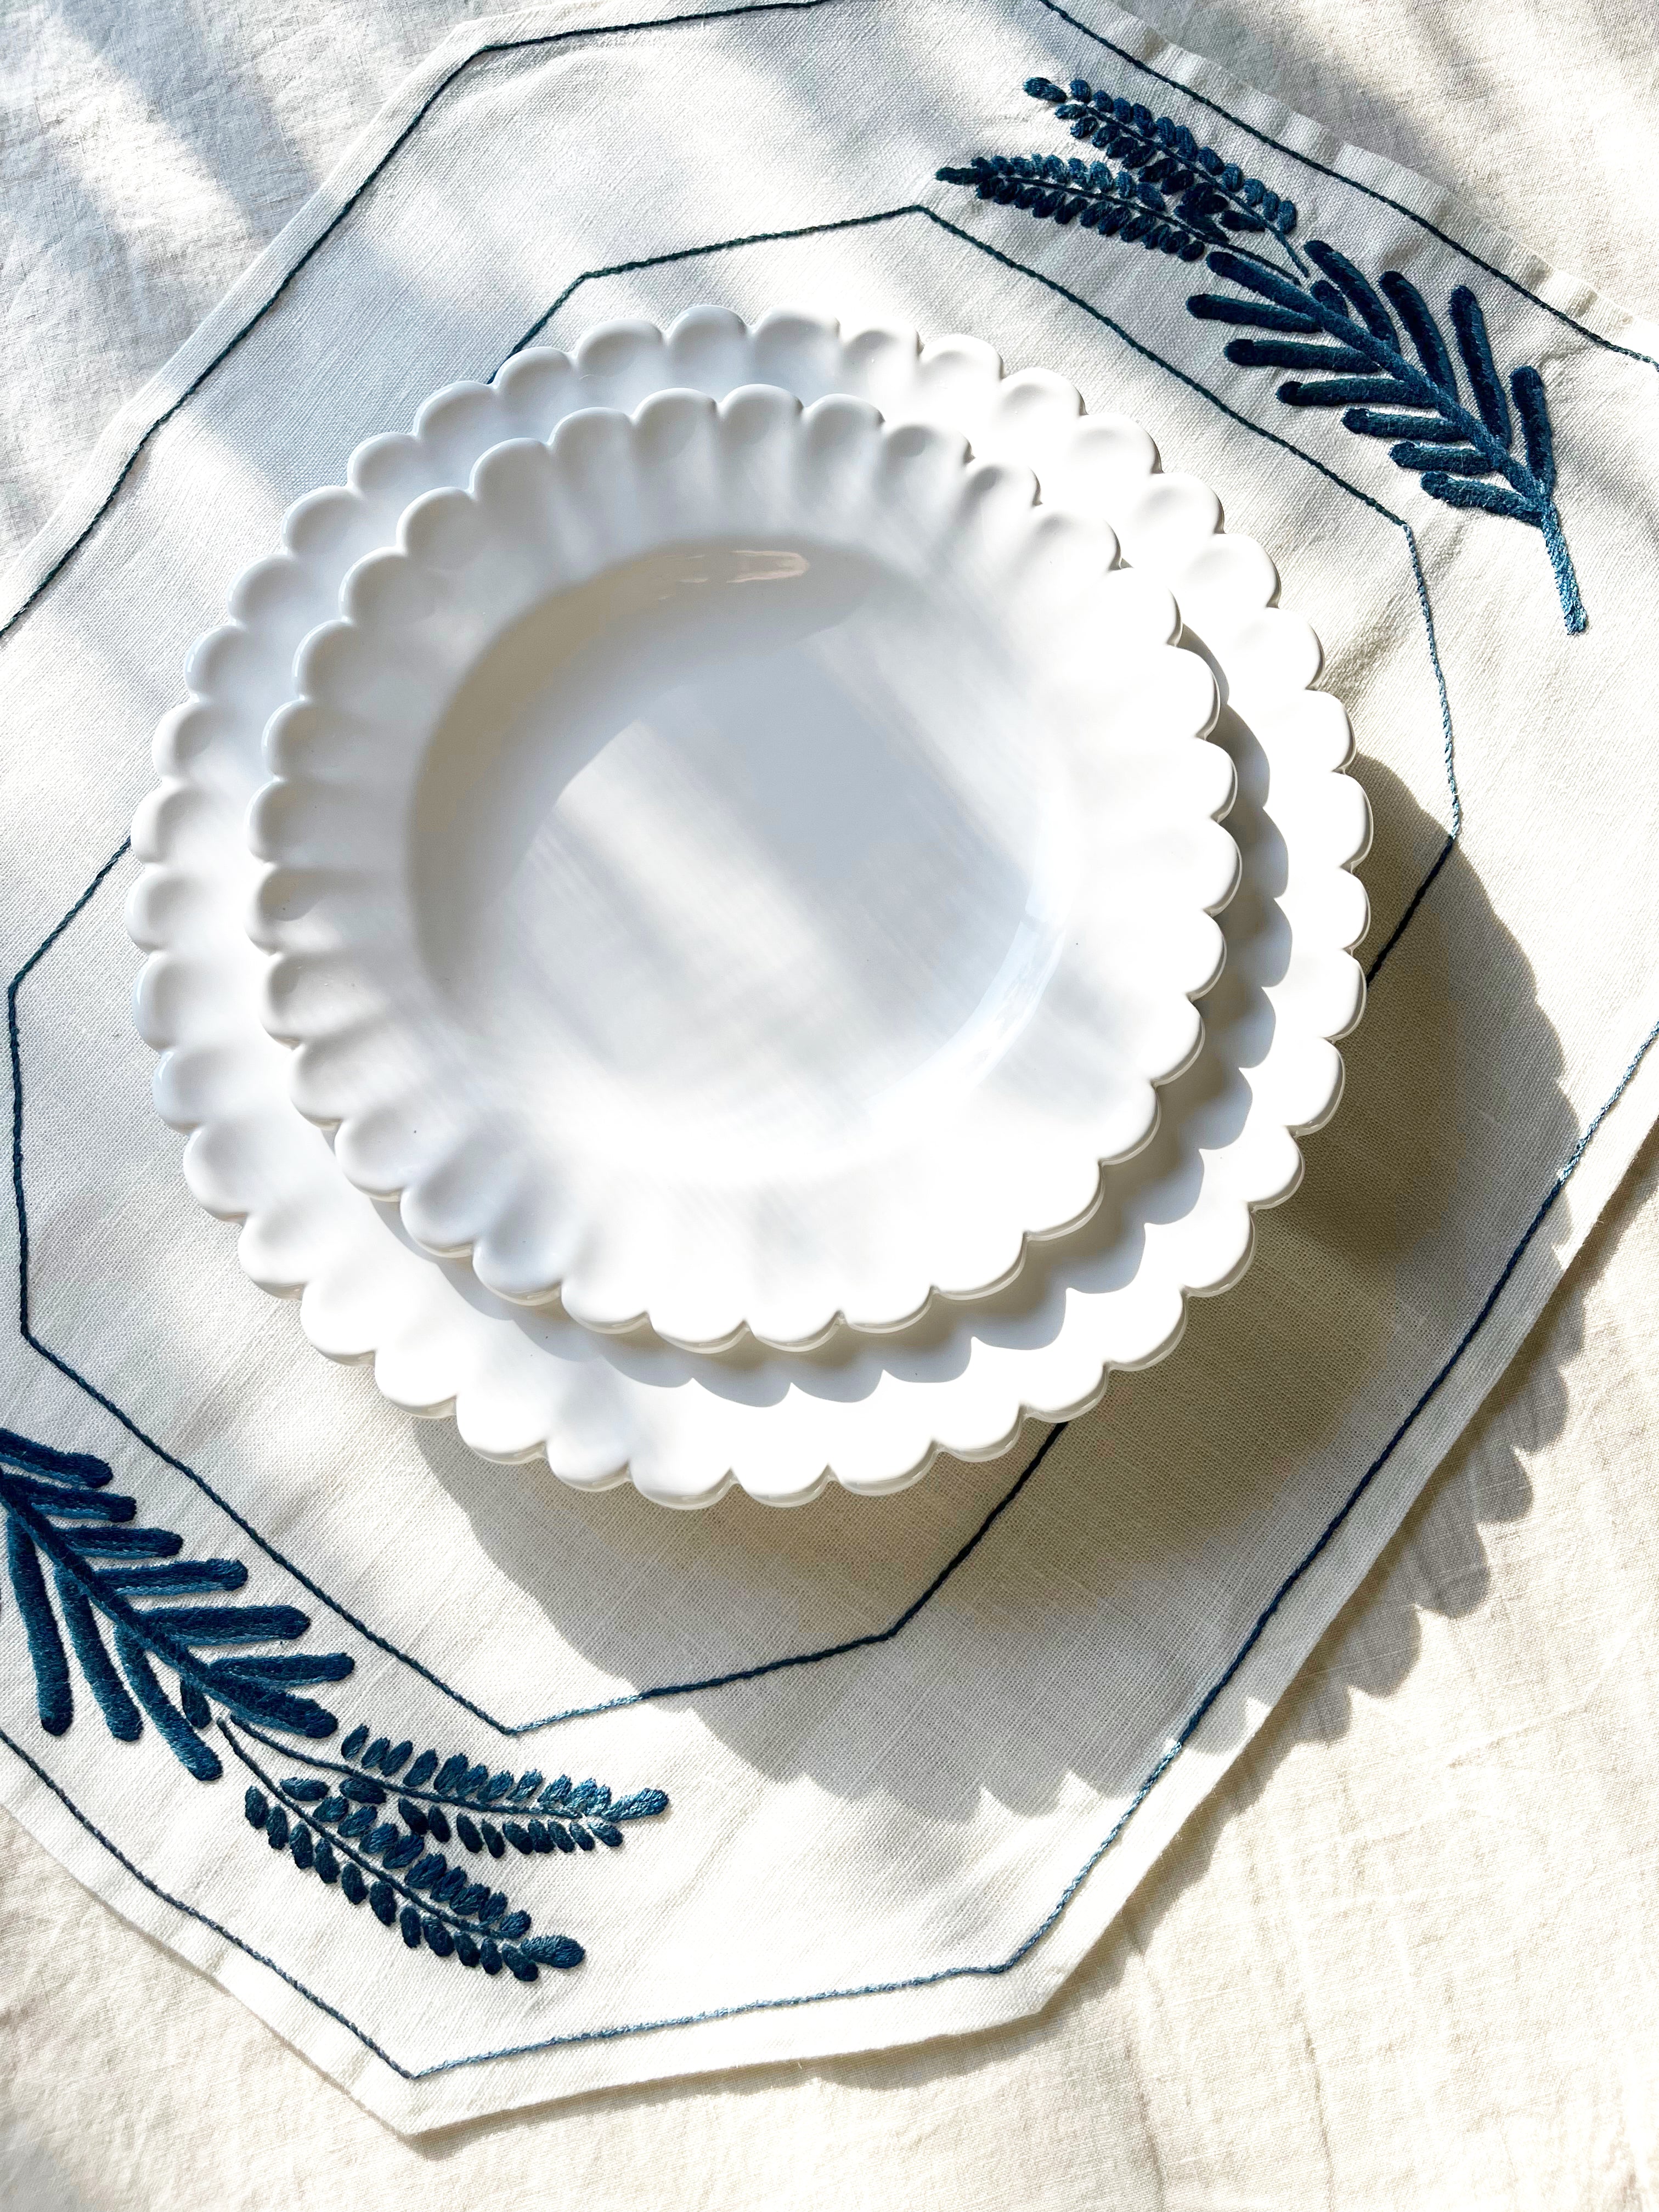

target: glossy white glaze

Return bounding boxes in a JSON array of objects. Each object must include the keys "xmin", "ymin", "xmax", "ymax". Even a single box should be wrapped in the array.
[
  {"xmin": 245, "ymin": 387, "xmax": 1237, "ymax": 1347},
  {"xmin": 128, "ymin": 308, "xmax": 1369, "ymax": 1505}
]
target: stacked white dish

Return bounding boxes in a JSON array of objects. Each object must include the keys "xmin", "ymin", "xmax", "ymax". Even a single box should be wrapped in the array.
[{"xmin": 128, "ymin": 308, "xmax": 1370, "ymax": 1507}]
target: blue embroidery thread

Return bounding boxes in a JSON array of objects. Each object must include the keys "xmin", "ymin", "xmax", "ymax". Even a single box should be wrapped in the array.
[
  {"xmin": 0, "ymin": 1426, "xmax": 351, "ymax": 1781},
  {"xmin": 1192, "ymin": 246, "xmax": 1584, "ymax": 633},
  {"xmin": 229, "ymin": 1719, "xmax": 667, "ymax": 1978},
  {"xmin": 937, "ymin": 74, "xmax": 1588, "ymax": 634},
  {"xmin": 940, "ymin": 76, "xmax": 1306, "ymax": 272},
  {"xmin": 266, "ymin": 1716, "xmax": 670, "ymax": 1857}
]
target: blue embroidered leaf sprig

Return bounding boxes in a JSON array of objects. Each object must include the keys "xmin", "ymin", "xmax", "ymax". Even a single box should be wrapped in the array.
[
  {"xmin": 1190, "ymin": 242, "xmax": 1585, "ymax": 633},
  {"xmin": 1025, "ymin": 76, "xmax": 1305, "ymax": 268},
  {"xmin": 0, "ymin": 1427, "xmax": 351, "ymax": 1781},
  {"xmin": 936, "ymin": 76, "xmax": 1305, "ymax": 276},
  {"xmin": 321, "ymin": 1720, "xmax": 671, "ymax": 1857},
  {"xmin": 229, "ymin": 1720, "xmax": 671, "ymax": 1979},
  {"xmin": 235, "ymin": 1745, "xmax": 576, "ymax": 1980}
]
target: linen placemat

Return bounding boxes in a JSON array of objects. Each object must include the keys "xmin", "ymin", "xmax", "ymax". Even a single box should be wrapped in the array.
[{"xmin": 1, "ymin": 0, "xmax": 1657, "ymax": 2130}]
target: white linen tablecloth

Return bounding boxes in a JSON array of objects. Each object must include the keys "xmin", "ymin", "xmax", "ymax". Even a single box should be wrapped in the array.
[{"xmin": 3, "ymin": 0, "xmax": 1658, "ymax": 2198}]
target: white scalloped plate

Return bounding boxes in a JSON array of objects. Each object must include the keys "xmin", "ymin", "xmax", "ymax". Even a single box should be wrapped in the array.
[
  {"xmin": 245, "ymin": 387, "xmax": 1237, "ymax": 1350},
  {"xmin": 128, "ymin": 308, "xmax": 1369, "ymax": 1508}
]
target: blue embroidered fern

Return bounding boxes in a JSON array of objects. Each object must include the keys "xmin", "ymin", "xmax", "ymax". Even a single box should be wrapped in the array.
[
  {"xmin": 0, "ymin": 1427, "xmax": 351, "ymax": 1780},
  {"xmin": 292, "ymin": 1719, "xmax": 669, "ymax": 1855},
  {"xmin": 938, "ymin": 75, "xmax": 1305, "ymax": 275},
  {"xmin": 227, "ymin": 1718, "xmax": 670, "ymax": 1979},
  {"xmin": 1190, "ymin": 244, "xmax": 1584, "ymax": 631},
  {"xmin": 934, "ymin": 74, "xmax": 1587, "ymax": 634}
]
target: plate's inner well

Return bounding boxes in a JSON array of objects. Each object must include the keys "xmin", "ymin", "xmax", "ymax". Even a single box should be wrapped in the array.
[
  {"xmin": 251, "ymin": 390, "xmax": 1234, "ymax": 1345},
  {"xmin": 410, "ymin": 535, "xmax": 1076, "ymax": 1178}
]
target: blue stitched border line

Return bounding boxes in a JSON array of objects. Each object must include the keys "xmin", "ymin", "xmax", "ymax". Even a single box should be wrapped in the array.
[
  {"xmin": 0, "ymin": 0, "xmax": 1486, "ymax": 1730},
  {"xmin": 7, "ymin": 201, "xmax": 1459, "ymax": 1734},
  {"xmin": 0, "ymin": 0, "xmax": 1653, "ymax": 2079}
]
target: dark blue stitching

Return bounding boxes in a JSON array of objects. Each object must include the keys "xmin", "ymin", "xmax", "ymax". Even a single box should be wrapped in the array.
[
  {"xmin": 500, "ymin": 207, "xmax": 927, "ymax": 360},
  {"xmin": 1197, "ymin": 247, "xmax": 1584, "ymax": 631},
  {"xmin": 5, "ymin": 998, "xmax": 1654, "ymax": 2075},
  {"xmin": 5, "ymin": 204, "xmax": 1455, "ymax": 1734},
  {"xmin": 0, "ymin": 1425, "xmax": 352, "ymax": 1779},
  {"xmin": 55, "ymin": 1564, "xmax": 143, "ymax": 1744},
  {"xmin": 273, "ymin": 1715, "xmax": 669, "ymax": 1849},
  {"xmin": 1360, "ymin": 830, "xmax": 1455, "ymax": 985},
  {"xmin": 1019, "ymin": 74, "xmax": 1307, "ymax": 268},
  {"xmin": 6, "ymin": 1514, "xmax": 72, "ymax": 1734},
  {"xmin": 229, "ymin": 1727, "xmax": 585, "ymax": 1980},
  {"xmin": 8, "ymin": 841, "xmax": 130, "ymax": 1346},
  {"xmin": 114, "ymin": 1630, "xmax": 223, "ymax": 1781},
  {"xmin": 0, "ymin": 1407, "xmax": 657, "ymax": 1972},
  {"xmin": 939, "ymin": 149, "xmax": 1252, "ymax": 267}
]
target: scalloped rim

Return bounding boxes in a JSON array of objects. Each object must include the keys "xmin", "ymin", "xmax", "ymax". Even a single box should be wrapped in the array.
[
  {"xmin": 245, "ymin": 386, "xmax": 1239, "ymax": 1350},
  {"xmin": 127, "ymin": 307, "xmax": 1369, "ymax": 1507}
]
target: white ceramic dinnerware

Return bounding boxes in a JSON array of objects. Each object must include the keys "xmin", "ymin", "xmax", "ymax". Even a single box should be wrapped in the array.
[
  {"xmin": 245, "ymin": 386, "xmax": 1238, "ymax": 1350},
  {"xmin": 129, "ymin": 309, "xmax": 1369, "ymax": 1506}
]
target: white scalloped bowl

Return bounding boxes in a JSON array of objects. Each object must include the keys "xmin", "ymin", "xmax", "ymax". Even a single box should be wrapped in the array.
[
  {"xmin": 128, "ymin": 308, "xmax": 1370, "ymax": 1508},
  {"xmin": 243, "ymin": 383, "xmax": 1239, "ymax": 1351}
]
